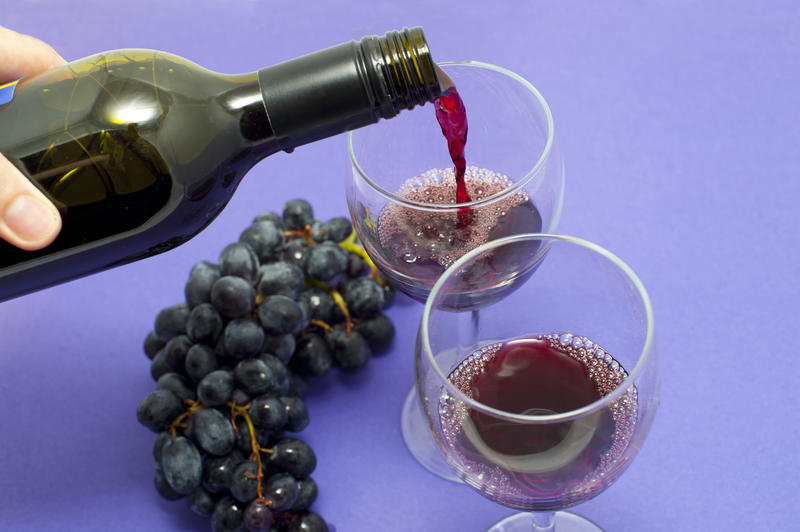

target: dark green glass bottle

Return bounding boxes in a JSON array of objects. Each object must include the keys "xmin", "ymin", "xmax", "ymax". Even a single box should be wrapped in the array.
[{"xmin": 0, "ymin": 27, "xmax": 441, "ymax": 302}]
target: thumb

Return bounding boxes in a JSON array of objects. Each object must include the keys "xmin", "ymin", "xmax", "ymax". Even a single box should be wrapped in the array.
[
  {"xmin": 0, "ymin": 26, "xmax": 66, "ymax": 82},
  {"xmin": 0, "ymin": 154, "xmax": 62, "ymax": 250}
]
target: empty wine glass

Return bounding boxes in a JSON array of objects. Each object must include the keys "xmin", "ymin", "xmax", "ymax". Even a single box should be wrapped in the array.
[
  {"xmin": 416, "ymin": 234, "xmax": 660, "ymax": 531},
  {"xmin": 346, "ymin": 61, "xmax": 564, "ymax": 480}
]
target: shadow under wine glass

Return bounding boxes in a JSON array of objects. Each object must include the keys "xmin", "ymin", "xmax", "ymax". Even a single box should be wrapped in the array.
[
  {"xmin": 415, "ymin": 234, "xmax": 660, "ymax": 531},
  {"xmin": 346, "ymin": 61, "xmax": 565, "ymax": 481}
]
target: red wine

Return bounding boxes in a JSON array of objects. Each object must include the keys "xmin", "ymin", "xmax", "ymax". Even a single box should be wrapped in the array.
[
  {"xmin": 434, "ymin": 86, "xmax": 472, "ymax": 227},
  {"xmin": 439, "ymin": 333, "xmax": 637, "ymax": 510},
  {"xmin": 373, "ymin": 168, "xmax": 543, "ymax": 302}
]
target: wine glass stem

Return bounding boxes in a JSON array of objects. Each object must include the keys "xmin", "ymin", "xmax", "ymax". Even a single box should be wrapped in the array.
[{"xmin": 530, "ymin": 511, "xmax": 556, "ymax": 531}]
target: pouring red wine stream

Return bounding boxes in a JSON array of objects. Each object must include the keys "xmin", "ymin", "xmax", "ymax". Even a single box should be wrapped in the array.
[{"xmin": 434, "ymin": 69, "xmax": 473, "ymax": 227}]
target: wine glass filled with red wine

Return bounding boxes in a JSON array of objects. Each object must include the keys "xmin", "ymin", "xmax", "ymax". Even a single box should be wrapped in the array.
[
  {"xmin": 346, "ymin": 62, "xmax": 565, "ymax": 480},
  {"xmin": 415, "ymin": 234, "xmax": 660, "ymax": 531}
]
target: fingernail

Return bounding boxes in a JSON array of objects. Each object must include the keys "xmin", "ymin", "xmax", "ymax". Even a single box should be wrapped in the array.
[{"xmin": 4, "ymin": 194, "xmax": 59, "ymax": 243}]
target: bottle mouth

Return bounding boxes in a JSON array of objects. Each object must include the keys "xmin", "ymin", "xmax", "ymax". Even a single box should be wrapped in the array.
[{"xmin": 361, "ymin": 27, "xmax": 443, "ymax": 117}]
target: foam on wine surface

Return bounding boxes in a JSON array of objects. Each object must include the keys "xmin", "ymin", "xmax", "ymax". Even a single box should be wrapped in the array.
[
  {"xmin": 438, "ymin": 333, "xmax": 638, "ymax": 510},
  {"xmin": 375, "ymin": 166, "xmax": 541, "ymax": 297}
]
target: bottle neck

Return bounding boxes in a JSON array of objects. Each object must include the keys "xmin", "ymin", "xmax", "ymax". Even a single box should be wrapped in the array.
[
  {"xmin": 257, "ymin": 27, "xmax": 442, "ymax": 152},
  {"xmin": 218, "ymin": 74, "xmax": 277, "ymax": 144}
]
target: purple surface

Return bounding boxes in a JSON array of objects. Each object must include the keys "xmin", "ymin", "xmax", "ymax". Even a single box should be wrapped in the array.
[{"xmin": 1, "ymin": 1, "xmax": 798, "ymax": 531}]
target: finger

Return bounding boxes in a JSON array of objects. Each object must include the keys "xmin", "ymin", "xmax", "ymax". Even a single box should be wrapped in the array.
[
  {"xmin": 0, "ymin": 154, "xmax": 62, "ymax": 250},
  {"xmin": 0, "ymin": 26, "xmax": 66, "ymax": 83}
]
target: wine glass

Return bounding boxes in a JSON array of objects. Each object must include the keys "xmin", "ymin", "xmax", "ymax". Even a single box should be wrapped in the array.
[
  {"xmin": 346, "ymin": 61, "xmax": 564, "ymax": 480},
  {"xmin": 415, "ymin": 233, "xmax": 660, "ymax": 531}
]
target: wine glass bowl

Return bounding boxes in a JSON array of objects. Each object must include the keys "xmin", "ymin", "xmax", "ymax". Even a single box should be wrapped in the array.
[
  {"xmin": 346, "ymin": 61, "xmax": 564, "ymax": 304},
  {"xmin": 415, "ymin": 234, "xmax": 660, "ymax": 530}
]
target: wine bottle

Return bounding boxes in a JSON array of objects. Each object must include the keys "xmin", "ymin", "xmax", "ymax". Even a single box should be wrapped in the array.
[{"xmin": 0, "ymin": 27, "xmax": 442, "ymax": 302}]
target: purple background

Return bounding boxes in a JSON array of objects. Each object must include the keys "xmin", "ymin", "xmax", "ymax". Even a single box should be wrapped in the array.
[{"xmin": 2, "ymin": 1, "xmax": 798, "ymax": 531}]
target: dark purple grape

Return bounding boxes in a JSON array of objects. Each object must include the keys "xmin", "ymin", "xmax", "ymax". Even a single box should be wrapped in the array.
[
  {"xmin": 144, "ymin": 330, "xmax": 166, "ymax": 360},
  {"xmin": 220, "ymin": 242, "xmax": 260, "ymax": 284},
  {"xmin": 150, "ymin": 349, "xmax": 172, "ymax": 381},
  {"xmin": 231, "ymin": 388, "xmax": 252, "ymax": 406},
  {"xmin": 258, "ymin": 261, "xmax": 305, "ymax": 299},
  {"xmin": 198, "ymin": 370, "xmax": 235, "ymax": 406},
  {"xmin": 281, "ymin": 239, "xmax": 310, "ymax": 270},
  {"xmin": 258, "ymin": 353, "xmax": 290, "ymax": 395},
  {"xmin": 270, "ymin": 438, "xmax": 316, "ymax": 478},
  {"xmin": 287, "ymin": 372, "xmax": 307, "ymax": 398},
  {"xmin": 263, "ymin": 472, "xmax": 298, "ymax": 512},
  {"xmin": 327, "ymin": 328, "xmax": 371, "ymax": 372},
  {"xmin": 137, "ymin": 389, "xmax": 184, "ymax": 433},
  {"xmin": 203, "ymin": 451, "xmax": 244, "ymax": 494},
  {"xmin": 186, "ymin": 261, "xmax": 221, "ymax": 308},
  {"xmin": 189, "ymin": 408, "xmax": 236, "ymax": 456},
  {"xmin": 353, "ymin": 314, "xmax": 395, "ymax": 354},
  {"xmin": 212, "ymin": 276, "xmax": 256, "ymax": 318},
  {"xmin": 156, "ymin": 372, "xmax": 196, "ymax": 402},
  {"xmin": 310, "ymin": 219, "xmax": 325, "ymax": 243},
  {"xmin": 154, "ymin": 302, "xmax": 190, "ymax": 341},
  {"xmin": 291, "ymin": 477, "xmax": 319, "ymax": 512},
  {"xmin": 282, "ymin": 199, "xmax": 314, "ymax": 230},
  {"xmin": 153, "ymin": 431, "xmax": 171, "ymax": 471},
  {"xmin": 230, "ymin": 460, "xmax": 259, "ymax": 502},
  {"xmin": 240, "ymin": 221, "xmax": 284, "ymax": 262},
  {"xmin": 161, "ymin": 436, "xmax": 203, "ymax": 495},
  {"xmin": 253, "ymin": 211, "xmax": 285, "ymax": 229},
  {"xmin": 291, "ymin": 477, "xmax": 318, "ymax": 511},
  {"xmin": 163, "ymin": 334, "xmax": 193, "ymax": 373},
  {"xmin": 280, "ymin": 396, "xmax": 309, "ymax": 432},
  {"xmin": 234, "ymin": 358, "xmax": 277, "ymax": 396},
  {"xmin": 298, "ymin": 287, "xmax": 334, "ymax": 323},
  {"xmin": 224, "ymin": 318, "xmax": 266, "ymax": 359},
  {"xmin": 212, "ymin": 496, "xmax": 246, "ymax": 532},
  {"xmin": 188, "ymin": 485, "xmax": 218, "ymax": 517},
  {"xmin": 320, "ymin": 217, "xmax": 352, "ymax": 243},
  {"xmin": 187, "ymin": 303, "xmax": 224, "ymax": 344},
  {"xmin": 244, "ymin": 500, "xmax": 274, "ymax": 532},
  {"xmin": 339, "ymin": 277, "xmax": 384, "ymax": 318},
  {"xmin": 381, "ymin": 282, "xmax": 395, "ymax": 308},
  {"xmin": 154, "ymin": 470, "xmax": 184, "ymax": 501},
  {"xmin": 291, "ymin": 334, "xmax": 332, "ymax": 378},
  {"xmin": 286, "ymin": 512, "xmax": 329, "ymax": 532},
  {"xmin": 185, "ymin": 344, "xmax": 219, "ymax": 382},
  {"xmin": 345, "ymin": 252, "xmax": 368, "ymax": 278},
  {"xmin": 261, "ymin": 334, "xmax": 296, "ymax": 364},
  {"xmin": 305, "ymin": 241, "xmax": 347, "ymax": 281},
  {"xmin": 257, "ymin": 295, "xmax": 303, "ymax": 335},
  {"xmin": 296, "ymin": 299, "xmax": 311, "ymax": 332},
  {"xmin": 249, "ymin": 396, "xmax": 288, "ymax": 431}
]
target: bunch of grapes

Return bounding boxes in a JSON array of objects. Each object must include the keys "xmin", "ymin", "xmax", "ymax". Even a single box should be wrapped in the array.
[{"xmin": 137, "ymin": 199, "xmax": 395, "ymax": 532}]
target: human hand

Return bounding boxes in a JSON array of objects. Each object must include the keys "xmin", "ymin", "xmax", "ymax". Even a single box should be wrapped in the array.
[{"xmin": 0, "ymin": 26, "xmax": 64, "ymax": 250}]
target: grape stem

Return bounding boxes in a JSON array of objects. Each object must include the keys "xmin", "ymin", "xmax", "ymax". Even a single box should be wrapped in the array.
[
  {"xmin": 229, "ymin": 401, "xmax": 273, "ymax": 505},
  {"xmin": 307, "ymin": 278, "xmax": 353, "ymax": 335},
  {"xmin": 283, "ymin": 224, "xmax": 320, "ymax": 246},
  {"xmin": 168, "ymin": 399, "xmax": 206, "ymax": 438},
  {"xmin": 339, "ymin": 230, "xmax": 387, "ymax": 286},
  {"xmin": 310, "ymin": 319, "xmax": 332, "ymax": 332}
]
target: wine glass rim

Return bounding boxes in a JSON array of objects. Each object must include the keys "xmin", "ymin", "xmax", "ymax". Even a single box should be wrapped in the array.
[
  {"xmin": 419, "ymin": 233, "xmax": 656, "ymax": 424},
  {"xmin": 347, "ymin": 60, "xmax": 556, "ymax": 211}
]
